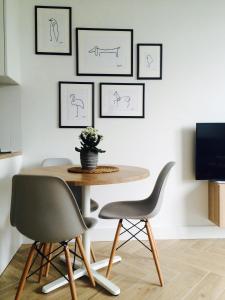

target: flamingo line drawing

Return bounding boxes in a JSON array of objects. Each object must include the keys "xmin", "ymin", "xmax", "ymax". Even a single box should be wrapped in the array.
[
  {"xmin": 113, "ymin": 91, "xmax": 131, "ymax": 108},
  {"xmin": 49, "ymin": 18, "xmax": 59, "ymax": 42},
  {"xmin": 70, "ymin": 94, "xmax": 85, "ymax": 118}
]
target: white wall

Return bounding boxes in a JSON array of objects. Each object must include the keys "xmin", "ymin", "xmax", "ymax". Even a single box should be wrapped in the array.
[{"xmin": 19, "ymin": 0, "xmax": 225, "ymax": 240}]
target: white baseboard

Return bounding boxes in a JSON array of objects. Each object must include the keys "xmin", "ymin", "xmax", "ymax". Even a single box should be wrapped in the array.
[
  {"xmin": 90, "ymin": 225, "xmax": 225, "ymax": 241},
  {"xmin": 22, "ymin": 225, "xmax": 225, "ymax": 244}
]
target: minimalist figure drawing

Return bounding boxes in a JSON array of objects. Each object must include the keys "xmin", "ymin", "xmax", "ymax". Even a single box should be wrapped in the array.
[
  {"xmin": 146, "ymin": 54, "xmax": 153, "ymax": 68},
  {"xmin": 49, "ymin": 18, "xmax": 59, "ymax": 42},
  {"xmin": 113, "ymin": 91, "xmax": 131, "ymax": 108},
  {"xmin": 70, "ymin": 94, "xmax": 85, "ymax": 118},
  {"xmin": 88, "ymin": 46, "xmax": 120, "ymax": 57}
]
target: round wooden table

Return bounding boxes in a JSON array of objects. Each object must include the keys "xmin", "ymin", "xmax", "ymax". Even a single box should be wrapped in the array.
[{"xmin": 21, "ymin": 164, "xmax": 150, "ymax": 295}]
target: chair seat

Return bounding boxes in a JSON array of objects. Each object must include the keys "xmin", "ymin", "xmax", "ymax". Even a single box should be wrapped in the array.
[
  {"xmin": 83, "ymin": 217, "xmax": 98, "ymax": 228},
  {"xmin": 76, "ymin": 198, "xmax": 99, "ymax": 212},
  {"xmin": 90, "ymin": 199, "xmax": 99, "ymax": 211},
  {"xmin": 99, "ymin": 200, "xmax": 153, "ymax": 220}
]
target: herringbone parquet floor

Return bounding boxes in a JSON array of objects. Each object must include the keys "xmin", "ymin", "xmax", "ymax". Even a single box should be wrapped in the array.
[{"xmin": 1, "ymin": 239, "xmax": 225, "ymax": 300}]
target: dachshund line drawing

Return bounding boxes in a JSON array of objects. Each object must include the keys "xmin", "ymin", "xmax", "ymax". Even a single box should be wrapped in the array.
[
  {"xmin": 88, "ymin": 46, "xmax": 120, "ymax": 57},
  {"xmin": 113, "ymin": 91, "xmax": 131, "ymax": 108},
  {"xmin": 146, "ymin": 54, "xmax": 153, "ymax": 68},
  {"xmin": 49, "ymin": 18, "xmax": 59, "ymax": 42},
  {"xmin": 70, "ymin": 94, "xmax": 85, "ymax": 118}
]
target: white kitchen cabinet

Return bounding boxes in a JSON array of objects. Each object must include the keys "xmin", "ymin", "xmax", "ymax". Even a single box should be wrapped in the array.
[
  {"xmin": 0, "ymin": 153, "xmax": 23, "ymax": 275},
  {"xmin": 0, "ymin": 0, "xmax": 20, "ymax": 85}
]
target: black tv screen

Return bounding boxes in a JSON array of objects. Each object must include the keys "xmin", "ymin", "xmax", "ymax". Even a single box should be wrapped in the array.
[{"xmin": 196, "ymin": 123, "xmax": 225, "ymax": 180}]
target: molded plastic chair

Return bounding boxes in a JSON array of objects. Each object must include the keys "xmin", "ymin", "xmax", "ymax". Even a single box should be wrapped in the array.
[
  {"xmin": 99, "ymin": 162, "xmax": 175, "ymax": 286},
  {"xmin": 42, "ymin": 158, "xmax": 99, "ymax": 212},
  {"xmin": 11, "ymin": 175, "xmax": 96, "ymax": 300}
]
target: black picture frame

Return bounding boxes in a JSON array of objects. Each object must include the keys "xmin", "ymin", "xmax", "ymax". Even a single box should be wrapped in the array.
[
  {"xmin": 76, "ymin": 28, "xmax": 133, "ymax": 76},
  {"xmin": 35, "ymin": 6, "xmax": 72, "ymax": 55},
  {"xmin": 137, "ymin": 43, "xmax": 162, "ymax": 80},
  {"xmin": 100, "ymin": 83, "xmax": 145, "ymax": 118},
  {"xmin": 59, "ymin": 81, "xmax": 94, "ymax": 128}
]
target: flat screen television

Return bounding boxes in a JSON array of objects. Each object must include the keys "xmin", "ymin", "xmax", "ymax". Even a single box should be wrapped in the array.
[{"xmin": 196, "ymin": 123, "xmax": 225, "ymax": 180}]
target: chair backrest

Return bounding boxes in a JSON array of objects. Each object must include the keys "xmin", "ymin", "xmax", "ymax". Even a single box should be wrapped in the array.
[
  {"xmin": 41, "ymin": 157, "xmax": 82, "ymax": 205},
  {"xmin": 145, "ymin": 161, "xmax": 175, "ymax": 218},
  {"xmin": 42, "ymin": 158, "xmax": 72, "ymax": 167},
  {"xmin": 10, "ymin": 175, "xmax": 87, "ymax": 243}
]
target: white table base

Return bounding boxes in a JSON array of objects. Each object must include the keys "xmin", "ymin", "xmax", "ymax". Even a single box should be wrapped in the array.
[
  {"xmin": 42, "ymin": 256, "xmax": 121, "ymax": 295},
  {"xmin": 41, "ymin": 185, "xmax": 121, "ymax": 296}
]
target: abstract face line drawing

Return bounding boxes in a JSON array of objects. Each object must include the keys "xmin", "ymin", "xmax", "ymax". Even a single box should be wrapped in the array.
[
  {"xmin": 70, "ymin": 94, "xmax": 85, "ymax": 118},
  {"xmin": 49, "ymin": 18, "xmax": 59, "ymax": 42},
  {"xmin": 88, "ymin": 46, "xmax": 120, "ymax": 57},
  {"xmin": 146, "ymin": 54, "xmax": 153, "ymax": 68},
  {"xmin": 113, "ymin": 91, "xmax": 131, "ymax": 108}
]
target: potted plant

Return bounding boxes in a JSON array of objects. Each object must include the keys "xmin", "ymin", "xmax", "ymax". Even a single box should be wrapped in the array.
[{"xmin": 75, "ymin": 127, "xmax": 106, "ymax": 170}]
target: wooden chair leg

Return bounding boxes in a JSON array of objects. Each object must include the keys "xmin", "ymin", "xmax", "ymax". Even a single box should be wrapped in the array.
[
  {"xmin": 43, "ymin": 243, "xmax": 49, "ymax": 276},
  {"xmin": 147, "ymin": 222, "xmax": 160, "ymax": 260},
  {"xmin": 76, "ymin": 236, "xmax": 95, "ymax": 287},
  {"xmin": 15, "ymin": 244, "xmax": 36, "ymax": 300},
  {"xmin": 90, "ymin": 245, "xmax": 96, "ymax": 262},
  {"xmin": 38, "ymin": 243, "xmax": 47, "ymax": 283},
  {"xmin": 64, "ymin": 245, "xmax": 78, "ymax": 300},
  {"xmin": 145, "ymin": 220, "xmax": 164, "ymax": 287},
  {"xmin": 44, "ymin": 243, "xmax": 53, "ymax": 277},
  {"xmin": 76, "ymin": 236, "xmax": 96, "ymax": 263},
  {"xmin": 106, "ymin": 219, "xmax": 123, "ymax": 278}
]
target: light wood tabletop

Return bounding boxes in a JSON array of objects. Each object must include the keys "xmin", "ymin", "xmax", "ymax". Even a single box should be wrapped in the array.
[{"xmin": 21, "ymin": 164, "xmax": 150, "ymax": 186}]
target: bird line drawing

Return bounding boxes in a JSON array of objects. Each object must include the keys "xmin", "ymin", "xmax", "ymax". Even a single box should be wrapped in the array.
[
  {"xmin": 88, "ymin": 46, "xmax": 120, "ymax": 57},
  {"xmin": 146, "ymin": 54, "xmax": 153, "ymax": 68},
  {"xmin": 113, "ymin": 91, "xmax": 131, "ymax": 108},
  {"xmin": 49, "ymin": 18, "xmax": 63, "ymax": 44},
  {"xmin": 70, "ymin": 94, "xmax": 85, "ymax": 118}
]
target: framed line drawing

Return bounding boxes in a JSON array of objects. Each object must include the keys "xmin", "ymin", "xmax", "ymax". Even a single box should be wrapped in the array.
[
  {"xmin": 76, "ymin": 28, "xmax": 133, "ymax": 76},
  {"xmin": 59, "ymin": 82, "xmax": 94, "ymax": 128},
  {"xmin": 35, "ymin": 6, "xmax": 72, "ymax": 55},
  {"xmin": 137, "ymin": 44, "xmax": 162, "ymax": 79},
  {"xmin": 100, "ymin": 83, "xmax": 145, "ymax": 118}
]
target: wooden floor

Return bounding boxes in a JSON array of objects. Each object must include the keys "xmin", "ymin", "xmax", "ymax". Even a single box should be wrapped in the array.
[{"xmin": 1, "ymin": 239, "xmax": 225, "ymax": 299}]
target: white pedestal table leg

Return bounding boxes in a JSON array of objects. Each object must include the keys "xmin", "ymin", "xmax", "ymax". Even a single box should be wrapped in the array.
[{"xmin": 81, "ymin": 185, "xmax": 91, "ymax": 262}]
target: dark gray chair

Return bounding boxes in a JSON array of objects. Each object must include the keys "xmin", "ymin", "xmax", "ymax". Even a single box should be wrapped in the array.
[
  {"xmin": 11, "ymin": 175, "xmax": 96, "ymax": 300},
  {"xmin": 42, "ymin": 158, "xmax": 99, "ymax": 212},
  {"xmin": 99, "ymin": 162, "xmax": 175, "ymax": 286}
]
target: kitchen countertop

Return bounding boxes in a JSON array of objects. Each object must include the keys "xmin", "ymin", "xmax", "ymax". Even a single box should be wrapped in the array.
[{"xmin": 0, "ymin": 151, "xmax": 22, "ymax": 160}]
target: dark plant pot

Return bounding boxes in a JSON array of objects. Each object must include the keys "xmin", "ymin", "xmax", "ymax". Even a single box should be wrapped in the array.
[{"xmin": 80, "ymin": 151, "xmax": 98, "ymax": 170}]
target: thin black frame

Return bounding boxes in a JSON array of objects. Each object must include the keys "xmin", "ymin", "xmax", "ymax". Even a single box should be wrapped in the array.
[
  {"xmin": 76, "ymin": 28, "xmax": 133, "ymax": 76},
  {"xmin": 137, "ymin": 43, "xmax": 162, "ymax": 80},
  {"xmin": 100, "ymin": 83, "xmax": 145, "ymax": 118},
  {"xmin": 59, "ymin": 81, "xmax": 94, "ymax": 128},
  {"xmin": 35, "ymin": 6, "xmax": 72, "ymax": 55}
]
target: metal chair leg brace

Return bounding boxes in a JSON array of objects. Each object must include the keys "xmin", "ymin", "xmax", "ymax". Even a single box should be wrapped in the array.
[{"xmin": 117, "ymin": 219, "xmax": 152, "ymax": 252}]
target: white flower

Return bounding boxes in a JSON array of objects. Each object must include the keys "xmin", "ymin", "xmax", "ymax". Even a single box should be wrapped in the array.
[{"xmin": 80, "ymin": 127, "xmax": 102, "ymax": 141}]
